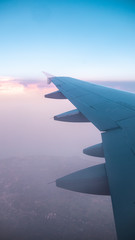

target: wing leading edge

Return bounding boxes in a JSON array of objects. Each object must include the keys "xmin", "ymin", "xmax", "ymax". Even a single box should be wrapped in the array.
[{"xmin": 46, "ymin": 75, "xmax": 135, "ymax": 240}]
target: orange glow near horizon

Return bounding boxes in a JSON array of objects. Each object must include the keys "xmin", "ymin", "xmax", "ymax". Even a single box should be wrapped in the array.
[
  {"xmin": 0, "ymin": 81, "xmax": 25, "ymax": 94},
  {"xmin": 0, "ymin": 76, "xmax": 14, "ymax": 81},
  {"xmin": 0, "ymin": 79, "xmax": 56, "ymax": 95}
]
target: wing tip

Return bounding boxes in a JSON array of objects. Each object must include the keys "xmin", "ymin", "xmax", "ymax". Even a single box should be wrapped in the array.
[{"xmin": 42, "ymin": 71, "xmax": 54, "ymax": 84}]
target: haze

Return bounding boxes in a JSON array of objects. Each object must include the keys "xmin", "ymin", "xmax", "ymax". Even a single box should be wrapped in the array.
[{"xmin": 1, "ymin": 79, "xmax": 135, "ymax": 239}]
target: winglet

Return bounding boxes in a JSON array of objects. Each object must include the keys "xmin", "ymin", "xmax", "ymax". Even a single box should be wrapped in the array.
[{"xmin": 42, "ymin": 72, "xmax": 54, "ymax": 84}]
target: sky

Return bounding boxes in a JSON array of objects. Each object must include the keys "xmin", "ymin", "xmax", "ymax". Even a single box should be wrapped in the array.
[
  {"xmin": 0, "ymin": 2, "xmax": 135, "ymax": 238},
  {"xmin": 1, "ymin": 80, "xmax": 135, "ymax": 240},
  {"xmin": 0, "ymin": 0, "xmax": 135, "ymax": 80},
  {"xmin": 0, "ymin": 81, "xmax": 118, "ymax": 240},
  {"xmin": 1, "ymin": 79, "xmax": 135, "ymax": 159},
  {"xmin": 0, "ymin": 80, "xmax": 101, "ymax": 158}
]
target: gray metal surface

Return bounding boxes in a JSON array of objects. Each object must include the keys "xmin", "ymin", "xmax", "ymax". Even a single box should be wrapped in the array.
[
  {"xmin": 83, "ymin": 143, "xmax": 104, "ymax": 158},
  {"xmin": 54, "ymin": 109, "xmax": 89, "ymax": 122},
  {"xmin": 48, "ymin": 75, "xmax": 135, "ymax": 240}
]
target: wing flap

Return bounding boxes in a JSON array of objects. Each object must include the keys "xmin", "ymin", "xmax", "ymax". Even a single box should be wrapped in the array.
[{"xmin": 102, "ymin": 128, "xmax": 135, "ymax": 240}]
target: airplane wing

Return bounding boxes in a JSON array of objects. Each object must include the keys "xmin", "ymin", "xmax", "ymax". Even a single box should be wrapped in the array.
[{"xmin": 45, "ymin": 75, "xmax": 135, "ymax": 240}]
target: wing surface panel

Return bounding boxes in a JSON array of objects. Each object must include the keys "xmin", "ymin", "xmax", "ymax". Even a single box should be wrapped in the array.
[
  {"xmin": 52, "ymin": 77, "xmax": 135, "ymax": 111},
  {"xmin": 51, "ymin": 77, "xmax": 135, "ymax": 130}
]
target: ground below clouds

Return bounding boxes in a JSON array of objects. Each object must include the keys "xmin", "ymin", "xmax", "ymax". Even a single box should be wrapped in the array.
[{"xmin": 0, "ymin": 156, "xmax": 116, "ymax": 240}]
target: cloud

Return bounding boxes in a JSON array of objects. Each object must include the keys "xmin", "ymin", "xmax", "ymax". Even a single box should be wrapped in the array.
[
  {"xmin": 0, "ymin": 81, "xmax": 24, "ymax": 94},
  {"xmin": 0, "ymin": 76, "xmax": 56, "ymax": 94},
  {"xmin": 1, "ymin": 76, "xmax": 135, "ymax": 95},
  {"xmin": 0, "ymin": 76, "xmax": 14, "ymax": 81}
]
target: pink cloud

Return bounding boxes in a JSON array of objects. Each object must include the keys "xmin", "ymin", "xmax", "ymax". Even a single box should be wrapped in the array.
[{"xmin": 0, "ymin": 76, "xmax": 56, "ymax": 95}]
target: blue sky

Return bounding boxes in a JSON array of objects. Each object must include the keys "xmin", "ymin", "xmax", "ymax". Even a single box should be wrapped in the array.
[{"xmin": 0, "ymin": 0, "xmax": 135, "ymax": 80}]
